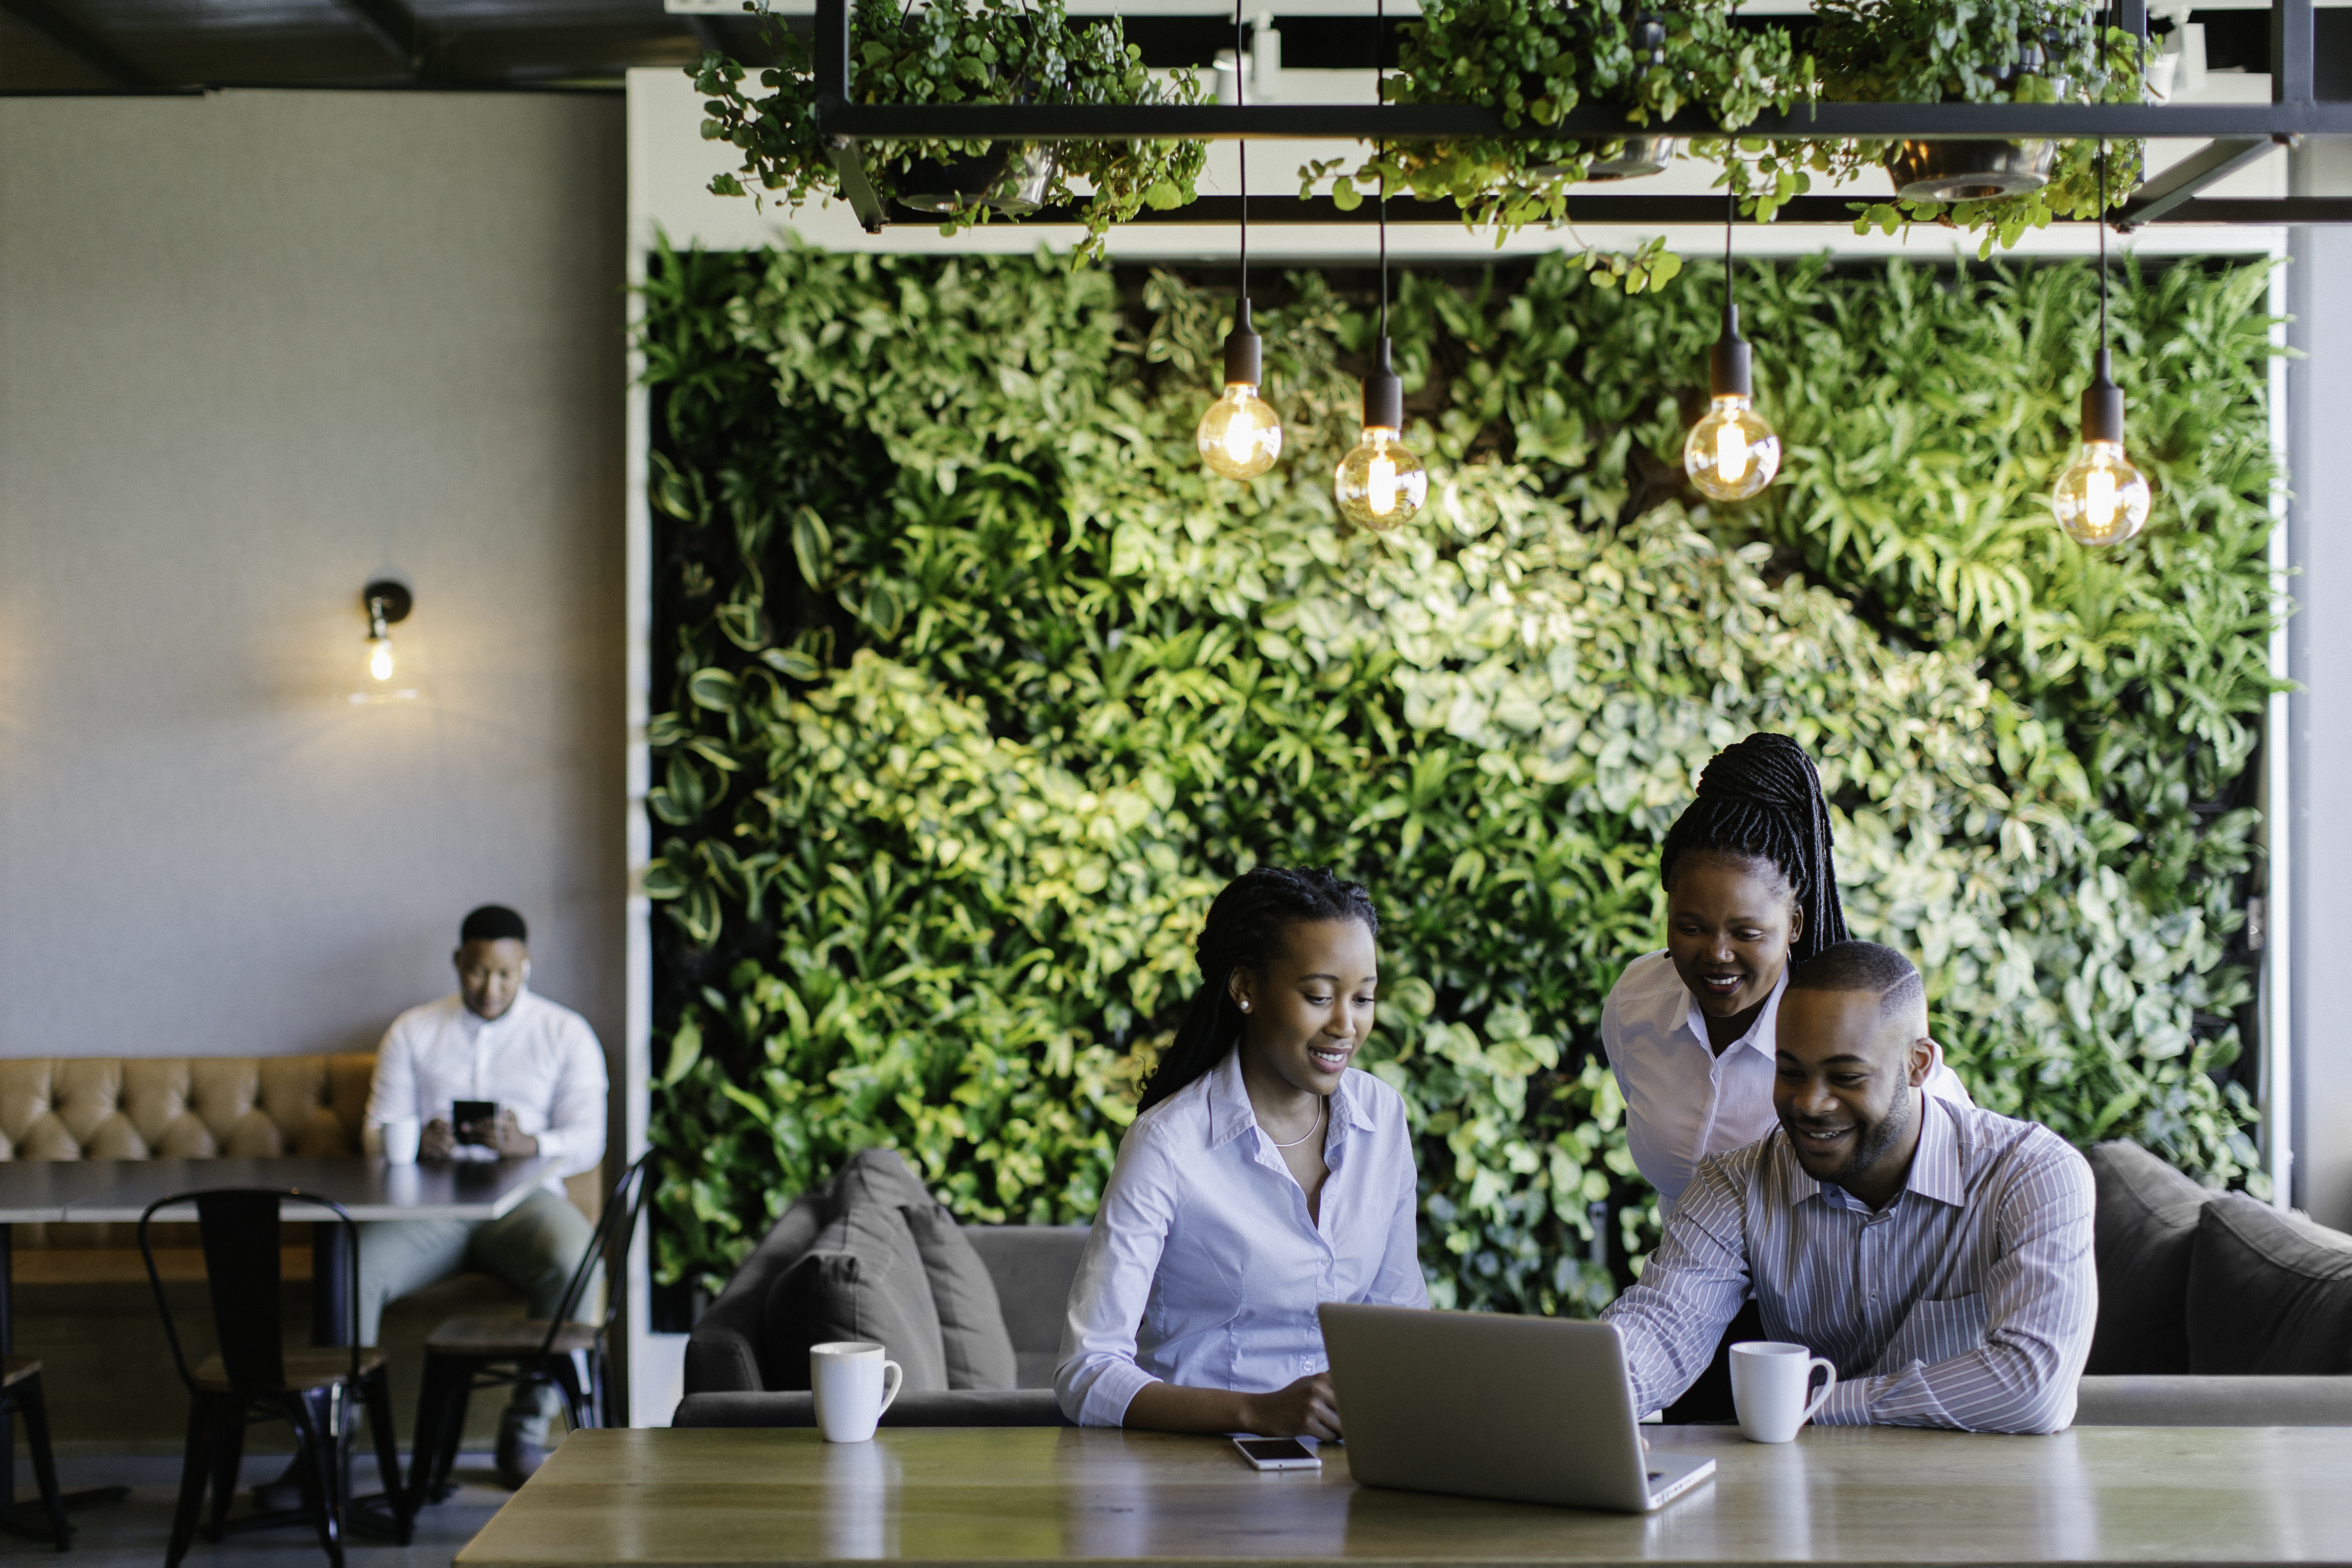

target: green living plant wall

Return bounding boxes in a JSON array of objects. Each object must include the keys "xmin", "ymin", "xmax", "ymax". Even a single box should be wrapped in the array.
[{"xmin": 640, "ymin": 242, "xmax": 2282, "ymax": 1313}]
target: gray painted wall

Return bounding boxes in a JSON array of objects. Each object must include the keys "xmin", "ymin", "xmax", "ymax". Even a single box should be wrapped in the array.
[
  {"xmin": 0, "ymin": 93, "xmax": 627, "ymax": 1070},
  {"xmin": 2290, "ymin": 217, "xmax": 2352, "ymax": 1230}
]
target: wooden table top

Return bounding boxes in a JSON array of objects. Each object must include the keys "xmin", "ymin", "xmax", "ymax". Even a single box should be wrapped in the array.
[
  {"xmin": 455, "ymin": 1424, "xmax": 2352, "ymax": 1568},
  {"xmin": 0, "ymin": 1155, "xmax": 555, "ymax": 1224}
]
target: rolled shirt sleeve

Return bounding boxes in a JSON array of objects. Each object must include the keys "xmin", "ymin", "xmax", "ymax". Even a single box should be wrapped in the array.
[
  {"xmin": 363, "ymin": 1016, "xmax": 421, "ymax": 1147},
  {"xmin": 1367, "ymin": 1149, "xmax": 1432, "ymax": 1310},
  {"xmin": 1600, "ymin": 1154, "xmax": 1754, "ymax": 1416},
  {"xmin": 1056, "ymin": 1126, "xmax": 1181, "ymax": 1427},
  {"xmin": 530, "ymin": 1012, "xmax": 610, "ymax": 1178}
]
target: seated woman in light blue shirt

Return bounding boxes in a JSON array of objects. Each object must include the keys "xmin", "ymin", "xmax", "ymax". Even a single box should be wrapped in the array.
[{"xmin": 1056, "ymin": 866, "xmax": 1427, "ymax": 1437}]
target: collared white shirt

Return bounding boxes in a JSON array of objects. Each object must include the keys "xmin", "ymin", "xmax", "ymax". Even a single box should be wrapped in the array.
[
  {"xmin": 1056, "ymin": 1048, "xmax": 1429, "ymax": 1428},
  {"xmin": 363, "ymin": 989, "xmax": 608, "ymax": 1186},
  {"xmin": 1601, "ymin": 1094, "xmax": 2097, "ymax": 1434},
  {"xmin": 1601, "ymin": 951, "xmax": 1972, "ymax": 1213}
]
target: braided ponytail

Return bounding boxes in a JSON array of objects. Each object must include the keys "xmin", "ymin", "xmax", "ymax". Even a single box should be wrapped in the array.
[
  {"xmin": 1658, "ymin": 732, "xmax": 1848, "ymax": 966},
  {"xmin": 1136, "ymin": 866, "xmax": 1380, "ymax": 1113}
]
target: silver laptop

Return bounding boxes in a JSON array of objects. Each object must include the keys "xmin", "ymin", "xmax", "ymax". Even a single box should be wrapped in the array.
[{"xmin": 1319, "ymin": 1302, "xmax": 1715, "ymax": 1514}]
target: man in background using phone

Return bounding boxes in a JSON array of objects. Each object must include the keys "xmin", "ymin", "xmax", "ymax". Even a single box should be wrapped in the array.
[{"xmin": 355, "ymin": 903, "xmax": 610, "ymax": 1487}]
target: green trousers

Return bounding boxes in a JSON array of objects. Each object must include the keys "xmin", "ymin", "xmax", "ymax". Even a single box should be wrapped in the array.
[{"xmin": 355, "ymin": 1187, "xmax": 599, "ymax": 1445}]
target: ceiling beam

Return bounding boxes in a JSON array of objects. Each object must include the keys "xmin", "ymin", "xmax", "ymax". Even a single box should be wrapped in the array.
[
  {"xmin": 332, "ymin": 0, "xmax": 425, "ymax": 74},
  {"xmin": 0, "ymin": 0, "xmax": 154, "ymax": 87}
]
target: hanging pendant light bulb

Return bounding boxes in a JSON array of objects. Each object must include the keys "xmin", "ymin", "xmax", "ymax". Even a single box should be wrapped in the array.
[
  {"xmin": 1198, "ymin": 0, "xmax": 1283, "ymax": 480},
  {"xmin": 1685, "ymin": 193, "xmax": 1780, "ymax": 502},
  {"xmin": 1333, "ymin": 0, "xmax": 1425, "ymax": 531},
  {"xmin": 2051, "ymin": 133, "xmax": 2149, "ymax": 546},
  {"xmin": 1336, "ymin": 338, "xmax": 1426, "ymax": 529},
  {"xmin": 2052, "ymin": 348, "xmax": 2149, "ymax": 545},
  {"xmin": 1198, "ymin": 302, "xmax": 1283, "ymax": 480}
]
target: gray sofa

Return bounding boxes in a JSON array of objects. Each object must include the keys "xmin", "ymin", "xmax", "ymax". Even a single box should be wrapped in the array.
[
  {"xmin": 675, "ymin": 1149, "xmax": 1086, "ymax": 1428},
  {"xmin": 2072, "ymin": 1140, "xmax": 2352, "ymax": 1424},
  {"xmin": 674, "ymin": 1141, "xmax": 2352, "ymax": 1430}
]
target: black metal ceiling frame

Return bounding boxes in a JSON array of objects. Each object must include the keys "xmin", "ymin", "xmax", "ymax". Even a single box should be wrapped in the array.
[{"xmin": 808, "ymin": 0, "xmax": 2352, "ymax": 233}]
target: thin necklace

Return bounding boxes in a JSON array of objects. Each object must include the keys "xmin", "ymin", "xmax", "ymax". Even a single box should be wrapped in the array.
[{"xmin": 1263, "ymin": 1098, "xmax": 1326, "ymax": 1149}]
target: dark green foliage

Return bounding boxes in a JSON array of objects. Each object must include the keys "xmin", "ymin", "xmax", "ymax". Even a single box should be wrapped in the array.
[{"xmin": 640, "ymin": 240, "xmax": 2280, "ymax": 1313}]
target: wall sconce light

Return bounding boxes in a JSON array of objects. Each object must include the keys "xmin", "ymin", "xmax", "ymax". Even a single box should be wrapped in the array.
[{"xmin": 351, "ymin": 578, "xmax": 418, "ymax": 704}]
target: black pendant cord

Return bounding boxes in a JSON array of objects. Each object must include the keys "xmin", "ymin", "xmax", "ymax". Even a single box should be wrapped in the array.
[
  {"xmin": 2098, "ymin": 5, "xmax": 2109, "ymax": 352},
  {"xmin": 1235, "ymin": 0, "xmax": 1247, "ymax": 300},
  {"xmin": 1376, "ymin": 0, "xmax": 1388, "ymax": 343},
  {"xmin": 2098, "ymin": 138, "xmax": 2108, "ymax": 350},
  {"xmin": 1723, "ymin": 184, "xmax": 1735, "ymax": 337}
]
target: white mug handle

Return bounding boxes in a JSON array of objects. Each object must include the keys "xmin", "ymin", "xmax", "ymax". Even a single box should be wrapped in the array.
[
  {"xmin": 1798, "ymin": 1358, "xmax": 1837, "ymax": 1426},
  {"xmin": 877, "ymin": 1359, "xmax": 904, "ymax": 1419}
]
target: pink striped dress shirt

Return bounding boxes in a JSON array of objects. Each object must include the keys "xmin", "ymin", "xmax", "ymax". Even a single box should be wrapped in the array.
[{"xmin": 1601, "ymin": 1093, "xmax": 2097, "ymax": 1433}]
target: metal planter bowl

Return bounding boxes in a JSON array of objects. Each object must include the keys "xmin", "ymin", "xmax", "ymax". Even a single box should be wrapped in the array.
[
  {"xmin": 1886, "ymin": 139, "xmax": 2054, "ymax": 202},
  {"xmin": 1529, "ymin": 135, "xmax": 1676, "ymax": 185},
  {"xmin": 1583, "ymin": 135, "xmax": 1677, "ymax": 182},
  {"xmin": 988, "ymin": 145, "xmax": 1058, "ymax": 216},
  {"xmin": 894, "ymin": 144, "xmax": 1016, "ymax": 216}
]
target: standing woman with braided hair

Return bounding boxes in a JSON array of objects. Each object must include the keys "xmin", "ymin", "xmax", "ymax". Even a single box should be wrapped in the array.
[
  {"xmin": 1056, "ymin": 866, "xmax": 1426, "ymax": 1436},
  {"xmin": 1602, "ymin": 732, "xmax": 1970, "ymax": 1215}
]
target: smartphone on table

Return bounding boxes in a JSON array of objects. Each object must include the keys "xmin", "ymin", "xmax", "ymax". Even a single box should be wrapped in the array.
[{"xmin": 1232, "ymin": 1438, "xmax": 1320, "ymax": 1472}]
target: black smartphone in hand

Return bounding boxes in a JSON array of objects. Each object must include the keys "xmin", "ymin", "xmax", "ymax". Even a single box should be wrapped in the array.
[{"xmin": 452, "ymin": 1100, "xmax": 499, "ymax": 1144}]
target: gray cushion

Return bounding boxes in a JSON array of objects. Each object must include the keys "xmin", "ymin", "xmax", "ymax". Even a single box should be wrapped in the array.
[
  {"xmin": 672, "ymin": 1389, "xmax": 1070, "ymax": 1428},
  {"xmin": 2085, "ymin": 1140, "xmax": 2212, "ymax": 1375},
  {"xmin": 2075, "ymin": 1374, "xmax": 2352, "ymax": 1425},
  {"xmin": 763, "ymin": 1201, "xmax": 950, "ymax": 1393},
  {"xmin": 2187, "ymin": 1193, "xmax": 2352, "ymax": 1375},
  {"xmin": 685, "ymin": 1192, "xmax": 829, "ymax": 1395},
  {"xmin": 899, "ymin": 1202, "xmax": 1017, "ymax": 1391},
  {"xmin": 828, "ymin": 1147, "xmax": 937, "ymax": 1213},
  {"xmin": 963, "ymin": 1224, "xmax": 1090, "ymax": 1376}
]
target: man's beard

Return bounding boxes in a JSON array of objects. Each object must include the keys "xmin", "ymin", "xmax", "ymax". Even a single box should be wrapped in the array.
[{"xmin": 1790, "ymin": 1084, "xmax": 1915, "ymax": 1192}]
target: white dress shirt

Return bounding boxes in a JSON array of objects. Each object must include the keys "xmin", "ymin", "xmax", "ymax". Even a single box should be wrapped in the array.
[
  {"xmin": 364, "ymin": 989, "xmax": 608, "ymax": 1187},
  {"xmin": 1056, "ymin": 1048, "xmax": 1429, "ymax": 1428},
  {"xmin": 1601, "ymin": 951, "xmax": 1972, "ymax": 1212},
  {"xmin": 1601, "ymin": 1094, "xmax": 2097, "ymax": 1434}
]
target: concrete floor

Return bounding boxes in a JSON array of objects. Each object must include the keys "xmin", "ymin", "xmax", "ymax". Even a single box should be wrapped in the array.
[{"xmin": 0, "ymin": 1452, "xmax": 510, "ymax": 1566}]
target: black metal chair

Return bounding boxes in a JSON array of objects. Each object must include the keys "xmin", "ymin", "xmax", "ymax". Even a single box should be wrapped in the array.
[
  {"xmin": 0, "ymin": 1356, "xmax": 70, "ymax": 1550},
  {"xmin": 139, "ymin": 1189, "xmax": 410, "ymax": 1568},
  {"xmin": 407, "ymin": 1152, "xmax": 651, "ymax": 1509}
]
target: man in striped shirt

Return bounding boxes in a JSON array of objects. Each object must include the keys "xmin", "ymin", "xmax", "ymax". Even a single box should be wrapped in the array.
[{"xmin": 1600, "ymin": 940, "xmax": 2096, "ymax": 1433}]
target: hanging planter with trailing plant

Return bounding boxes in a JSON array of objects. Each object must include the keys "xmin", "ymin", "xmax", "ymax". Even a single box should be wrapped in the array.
[
  {"xmin": 693, "ymin": 0, "xmax": 1205, "ymax": 258},
  {"xmin": 1302, "ymin": 0, "xmax": 1810, "ymax": 293},
  {"xmin": 1716, "ymin": 0, "xmax": 2145, "ymax": 250}
]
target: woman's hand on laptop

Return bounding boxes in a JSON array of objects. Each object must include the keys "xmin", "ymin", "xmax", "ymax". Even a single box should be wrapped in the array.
[{"xmin": 1242, "ymin": 1374, "xmax": 1342, "ymax": 1440}]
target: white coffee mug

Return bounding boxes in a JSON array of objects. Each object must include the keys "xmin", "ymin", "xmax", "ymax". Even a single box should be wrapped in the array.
[
  {"xmin": 1729, "ymin": 1340, "xmax": 1836, "ymax": 1443},
  {"xmin": 811, "ymin": 1341, "xmax": 903, "ymax": 1444},
  {"xmin": 379, "ymin": 1118, "xmax": 422, "ymax": 1166}
]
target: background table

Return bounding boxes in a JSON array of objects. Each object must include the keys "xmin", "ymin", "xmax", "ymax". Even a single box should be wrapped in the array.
[
  {"xmin": 0, "ymin": 1153, "xmax": 555, "ymax": 1352},
  {"xmin": 456, "ymin": 1425, "xmax": 2352, "ymax": 1567},
  {"xmin": 0, "ymin": 1155, "xmax": 555, "ymax": 1538}
]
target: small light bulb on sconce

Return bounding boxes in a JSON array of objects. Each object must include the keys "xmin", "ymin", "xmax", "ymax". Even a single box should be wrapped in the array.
[
  {"xmin": 1683, "ymin": 305, "xmax": 1781, "ymax": 502},
  {"xmin": 1334, "ymin": 338, "xmax": 1427, "ymax": 530},
  {"xmin": 1197, "ymin": 300, "xmax": 1284, "ymax": 480},
  {"xmin": 350, "ymin": 578, "xmax": 419, "ymax": 705},
  {"xmin": 2051, "ymin": 351, "xmax": 2150, "ymax": 547}
]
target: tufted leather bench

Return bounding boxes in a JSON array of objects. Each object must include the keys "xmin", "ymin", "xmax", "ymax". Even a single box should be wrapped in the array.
[
  {"xmin": 0, "ymin": 1055, "xmax": 373, "ymax": 1158},
  {"xmin": 0, "ymin": 1055, "xmax": 374, "ymax": 1249}
]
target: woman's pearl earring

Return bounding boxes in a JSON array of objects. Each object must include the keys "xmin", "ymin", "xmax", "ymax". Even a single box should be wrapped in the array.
[{"xmin": 1240, "ymin": 1002, "xmax": 1250, "ymax": 1013}]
